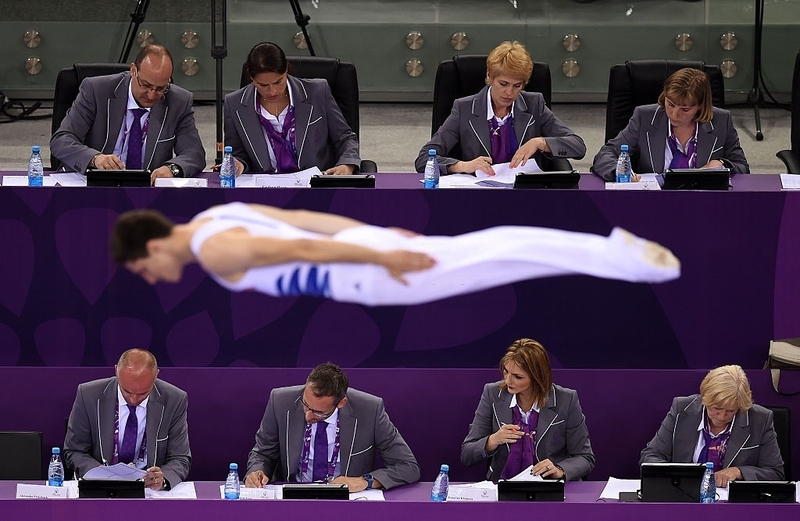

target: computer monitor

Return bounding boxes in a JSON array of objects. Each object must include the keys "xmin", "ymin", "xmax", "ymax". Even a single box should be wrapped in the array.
[
  {"xmin": 728, "ymin": 481, "xmax": 797, "ymax": 503},
  {"xmin": 86, "ymin": 169, "xmax": 151, "ymax": 187},
  {"xmin": 514, "ymin": 170, "xmax": 580, "ymax": 189},
  {"xmin": 497, "ymin": 480, "xmax": 565, "ymax": 501},
  {"xmin": 662, "ymin": 168, "xmax": 731, "ymax": 190},
  {"xmin": 639, "ymin": 462, "xmax": 706, "ymax": 502},
  {"xmin": 309, "ymin": 174, "xmax": 375, "ymax": 188},
  {"xmin": 78, "ymin": 479, "xmax": 145, "ymax": 498},
  {"xmin": 282, "ymin": 483, "xmax": 349, "ymax": 500}
]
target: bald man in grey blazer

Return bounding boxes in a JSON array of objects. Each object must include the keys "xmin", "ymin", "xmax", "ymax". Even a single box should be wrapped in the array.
[
  {"xmin": 592, "ymin": 104, "xmax": 749, "ymax": 180},
  {"xmin": 64, "ymin": 349, "xmax": 191, "ymax": 490},
  {"xmin": 245, "ymin": 363, "xmax": 419, "ymax": 492},
  {"xmin": 51, "ymin": 45, "xmax": 205, "ymax": 183},
  {"xmin": 224, "ymin": 76, "xmax": 360, "ymax": 174}
]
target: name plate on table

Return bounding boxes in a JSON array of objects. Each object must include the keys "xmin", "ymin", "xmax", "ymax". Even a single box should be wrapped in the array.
[
  {"xmin": 16, "ymin": 483, "xmax": 74, "ymax": 499},
  {"xmin": 447, "ymin": 483, "xmax": 498, "ymax": 501},
  {"xmin": 218, "ymin": 484, "xmax": 279, "ymax": 499},
  {"xmin": 154, "ymin": 178, "xmax": 208, "ymax": 188}
]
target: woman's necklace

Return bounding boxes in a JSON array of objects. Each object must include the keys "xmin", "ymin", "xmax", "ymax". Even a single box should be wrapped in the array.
[{"xmin": 262, "ymin": 92, "xmax": 289, "ymax": 117}]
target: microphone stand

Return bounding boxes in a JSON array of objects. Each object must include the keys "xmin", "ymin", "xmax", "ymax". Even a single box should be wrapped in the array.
[
  {"xmin": 288, "ymin": 0, "xmax": 315, "ymax": 56},
  {"xmin": 746, "ymin": 0, "xmax": 766, "ymax": 141},
  {"xmin": 211, "ymin": 0, "xmax": 228, "ymax": 165},
  {"xmin": 119, "ymin": 0, "xmax": 152, "ymax": 63}
]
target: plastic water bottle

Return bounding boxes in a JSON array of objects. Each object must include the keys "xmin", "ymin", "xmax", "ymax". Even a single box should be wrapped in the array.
[
  {"xmin": 28, "ymin": 145, "xmax": 44, "ymax": 187},
  {"xmin": 424, "ymin": 149, "xmax": 439, "ymax": 189},
  {"xmin": 615, "ymin": 144, "xmax": 632, "ymax": 183},
  {"xmin": 47, "ymin": 447, "xmax": 64, "ymax": 487},
  {"xmin": 220, "ymin": 146, "xmax": 236, "ymax": 188},
  {"xmin": 224, "ymin": 462, "xmax": 240, "ymax": 500},
  {"xmin": 430, "ymin": 463, "xmax": 449, "ymax": 502},
  {"xmin": 699, "ymin": 461, "xmax": 716, "ymax": 503}
]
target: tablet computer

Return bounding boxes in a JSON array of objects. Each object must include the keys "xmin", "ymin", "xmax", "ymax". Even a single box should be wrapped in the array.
[
  {"xmin": 282, "ymin": 483, "xmax": 349, "ymax": 500},
  {"xmin": 640, "ymin": 462, "xmax": 706, "ymax": 502},
  {"xmin": 497, "ymin": 480, "xmax": 565, "ymax": 501},
  {"xmin": 662, "ymin": 168, "xmax": 731, "ymax": 191},
  {"xmin": 86, "ymin": 169, "xmax": 151, "ymax": 187},
  {"xmin": 78, "ymin": 479, "xmax": 145, "ymax": 498},
  {"xmin": 728, "ymin": 481, "xmax": 796, "ymax": 503},
  {"xmin": 514, "ymin": 170, "xmax": 580, "ymax": 189},
  {"xmin": 309, "ymin": 174, "xmax": 375, "ymax": 188}
]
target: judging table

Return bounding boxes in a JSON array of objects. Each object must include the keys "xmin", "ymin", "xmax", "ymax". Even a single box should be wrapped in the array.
[{"xmin": 0, "ymin": 481, "xmax": 796, "ymax": 520}]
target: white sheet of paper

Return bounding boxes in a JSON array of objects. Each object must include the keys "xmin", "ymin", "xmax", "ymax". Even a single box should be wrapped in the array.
[
  {"xmin": 219, "ymin": 484, "xmax": 280, "ymax": 499},
  {"xmin": 507, "ymin": 465, "xmax": 545, "ymax": 482},
  {"xmin": 606, "ymin": 173, "xmax": 661, "ymax": 190},
  {"xmin": 437, "ymin": 162, "xmax": 540, "ymax": 189},
  {"xmin": 147, "ymin": 481, "xmax": 197, "ymax": 499},
  {"xmin": 780, "ymin": 173, "xmax": 800, "ymax": 190},
  {"xmin": 154, "ymin": 178, "xmax": 208, "ymax": 188},
  {"xmin": 238, "ymin": 166, "xmax": 319, "ymax": 188},
  {"xmin": 350, "ymin": 489, "xmax": 386, "ymax": 501},
  {"xmin": 82, "ymin": 462, "xmax": 147, "ymax": 480},
  {"xmin": 3, "ymin": 175, "xmax": 58, "ymax": 187},
  {"xmin": 599, "ymin": 477, "xmax": 640, "ymax": 499},
  {"xmin": 15, "ymin": 483, "xmax": 74, "ymax": 499},
  {"xmin": 50, "ymin": 172, "xmax": 88, "ymax": 187}
]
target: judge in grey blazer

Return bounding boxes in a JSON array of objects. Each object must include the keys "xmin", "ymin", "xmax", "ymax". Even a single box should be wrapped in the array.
[
  {"xmin": 592, "ymin": 67, "xmax": 749, "ymax": 180},
  {"xmin": 462, "ymin": 339, "xmax": 595, "ymax": 482},
  {"xmin": 224, "ymin": 42, "xmax": 360, "ymax": 176},
  {"xmin": 416, "ymin": 41, "xmax": 585, "ymax": 176},
  {"xmin": 640, "ymin": 365, "xmax": 784, "ymax": 487},
  {"xmin": 50, "ymin": 45, "xmax": 205, "ymax": 184},
  {"xmin": 245, "ymin": 363, "xmax": 419, "ymax": 492},
  {"xmin": 63, "ymin": 349, "xmax": 191, "ymax": 490}
]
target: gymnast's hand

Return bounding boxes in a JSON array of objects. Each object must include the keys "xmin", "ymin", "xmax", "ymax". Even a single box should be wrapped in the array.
[{"xmin": 380, "ymin": 250, "xmax": 436, "ymax": 284}]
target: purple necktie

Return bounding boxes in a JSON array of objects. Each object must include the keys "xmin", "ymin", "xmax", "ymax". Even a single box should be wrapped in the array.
[
  {"xmin": 312, "ymin": 421, "xmax": 328, "ymax": 481},
  {"xmin": 118, "ymin": 404, "xmax": 138, "ymax": 464},
  {"xmin": 125, "ymin": 108, "xmax": 147, "ymax": 169},
  {"xmin": 500, "ymin": 406, "xmax": 539, "ymax": 480}
]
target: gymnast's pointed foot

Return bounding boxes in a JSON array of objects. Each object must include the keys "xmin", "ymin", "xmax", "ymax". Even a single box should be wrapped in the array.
[{"xmin": 609, "ymin": 227, "xmax": 681, "ymax": 283}]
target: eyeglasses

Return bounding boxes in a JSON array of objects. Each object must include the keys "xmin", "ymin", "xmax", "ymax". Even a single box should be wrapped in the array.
[
  {"xmin": 301, "ymin": 395, "xmax": 342, "ymax": 419},
  {"xmin": 134, "ymin": 68, "xmax": 170, "ymax": 95}
]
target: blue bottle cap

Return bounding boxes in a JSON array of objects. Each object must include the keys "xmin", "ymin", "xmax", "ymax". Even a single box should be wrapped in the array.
[
  {"xmin": 620, "ymin": 144, "xmax": 629, "ymax": 152},
  {"xmin": 428, "ymin": 149, "xmax": 436, "ymax": 156},
  {"xmin": 440, "ymin": 464, "xmax": 449, "ymax": 472},
  {"xmin": 32, "ymin": 145, "xmax": 41, "ymax": 153},
  {"xmin": 52, "ymin": 447, "xmax": 60, "ymax": 454},
  {"xmin": 705, "ymin": 461, "xmax": 714, "ymax": 468},
  {"xmin": 224, "ymin": 146, "xmax": 233, "ymax": 153},
  {"xmin": 229, "ymin": 462, "xmax": 238, "ymax": 470}
]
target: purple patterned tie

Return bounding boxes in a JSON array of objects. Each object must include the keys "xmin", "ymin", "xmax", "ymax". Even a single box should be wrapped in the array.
[
  {"xmin": 119, "ymin": 404, "xmax": 138, "ymax": 464},
  {"xmin": 500, "ymin": 406, "xmax": 539, "ymax": 480},
  {"xmin": 312, "ymin": 421, "xmax": 328, "ymax": 481},
  {"xmin": 125, "ymin": 108, "xmax": 147, "ymax": 169}
]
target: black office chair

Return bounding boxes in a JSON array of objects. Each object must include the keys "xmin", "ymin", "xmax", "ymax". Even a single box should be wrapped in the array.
[
  {"xmin": 430, "ymin": 54, "xmax": 571, "ymax": 172},
  {"xmin": 51, "ymin": 63, "xmax": 130, "ymax": 170},
  {"xmin": 765, "ymin": 405, "xmax": 792, "ymax": 480},
  {"xmin": 0, "ymin": 431, "xmax": 44, "ymax": 480},
  {"xmin": 604, "ymin": 60, "xmax": 726, "ymax": 143},
  {"xmin": 239, "ymin": 56, "xmax": 377, "ymax": 173},
  {"xmin": 776, "ymin": 51, "xmax": 800, "ymax": 174}
]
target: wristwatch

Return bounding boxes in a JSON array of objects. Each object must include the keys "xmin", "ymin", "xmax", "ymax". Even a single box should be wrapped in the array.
[
  {"xmin": 362, "ymin": 473, "xmax": 374, "ymax": 490},
  {"xmin": 165, "ymin": 163, "xmax": 183, "ymax": 178}
]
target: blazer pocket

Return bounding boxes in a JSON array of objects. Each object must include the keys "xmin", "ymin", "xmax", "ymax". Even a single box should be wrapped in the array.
[
  {"xmin": 308, "ymin": 116, "xmax": 322, "ymax": 127},
  {"xmin": 157, "ymin": 135, "xmax": 176, "ymax": 143},
  {"xmin": 156, "ymin": 436, "xmax": 169, "ymax": 442},
  {"xmin": 350, "ymin": 445, "xmax": 373, "ymax": 458},
  {"xmin": 740, "ymin": 444, "xmax": 760, "ymax": 451}
]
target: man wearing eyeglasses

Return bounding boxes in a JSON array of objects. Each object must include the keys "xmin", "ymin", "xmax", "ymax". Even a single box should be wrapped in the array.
[
  {"xmin": 244, "ymin": 363, "xmax": 420, "ymax": 492},
  {"xmin": 51, "ymin": 44, "xmax": 205, "ymax": 185}
]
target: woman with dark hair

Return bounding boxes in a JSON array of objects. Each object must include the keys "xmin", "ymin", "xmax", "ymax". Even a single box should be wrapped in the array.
[
  {"xmin": 461, "ymin": 338, "xmax": 595, "ymax": 482},
  {"xmin": 223, "ymin": 42, "xmax": 360, "ymax": 175},
  {"xmin": 592, "ymin": 67, "xmax": 749, "ymax": 180}
]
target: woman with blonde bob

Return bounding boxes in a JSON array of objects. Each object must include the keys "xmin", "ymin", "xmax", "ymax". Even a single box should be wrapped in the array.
[
  {"xmin": 416, "ymin": 41, "xmax": 586, "ymax": 176},
  {"xmin": 592, "ymin": 67, "xmax": 749, "ymax": 180},
  {"xmin": 461, "ymin": 338, "xmax": 595, "ymax": 482},
  {"xmin": 640, "ymin": 365, "xmax": 784, "ymax": 487}
]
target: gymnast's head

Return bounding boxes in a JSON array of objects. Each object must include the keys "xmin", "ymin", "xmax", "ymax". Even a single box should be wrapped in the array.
[{"xmin": 110, "ymin": 209, "xmax": 181, "ymax": 284}]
